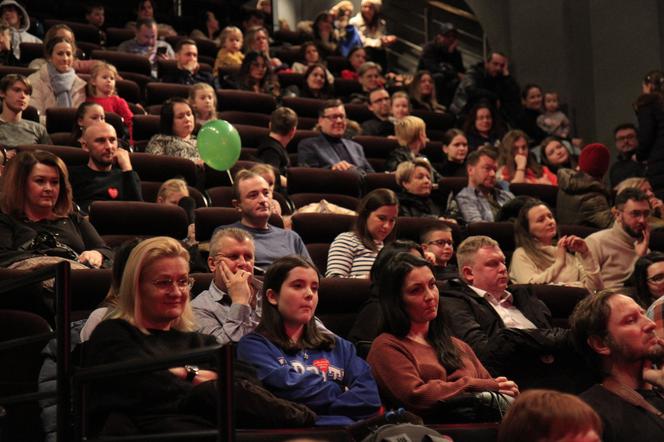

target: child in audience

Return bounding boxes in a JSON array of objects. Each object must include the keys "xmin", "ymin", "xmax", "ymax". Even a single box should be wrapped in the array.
[
  {"xmin": 189, "ymin": 83, "xmax": 218, "ymax": 126},
  {"xmin": 86, "ymin": 61, "xmax": 133, "ymax": 145},
  {"xmin": 537, "ymin": 91, "xmax": 571, "ymax": 138},
  {"xmin": 391, "ymin": 91, "xmax": 411, "ymax": 120},
  {"xmin": 214, "ymin": 26, "xmax": 244, "ymax": 76}
]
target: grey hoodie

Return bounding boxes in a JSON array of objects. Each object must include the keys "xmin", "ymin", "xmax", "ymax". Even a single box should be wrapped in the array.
[{"xmin": 0, "ymin": 0, "xmax": 41, "ymax": 58}]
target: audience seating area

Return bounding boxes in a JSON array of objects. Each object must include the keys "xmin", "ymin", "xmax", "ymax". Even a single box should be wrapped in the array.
[{"xmin": 2, "ymin": 3, "xmax": 661, "ymax": 442}]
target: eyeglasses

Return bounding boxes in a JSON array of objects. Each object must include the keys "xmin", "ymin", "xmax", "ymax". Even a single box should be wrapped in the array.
[
  {"xmin": 322, "ymin": 113, "xmax": 345, "ymax": 121},
  {"xmin": 615, "ymin": 134, "xmax": 636, "ymax": 142},
  {"xmin": 151, "ymin": 277, "xmax": 195, "ymax": 291},
  {"xmin": 620, "ymin": 209, "xmax": 651, "ymax": 219},
  {"xmin": 427, "ymin": 239, "xmax": 453, "ymax": 247}
]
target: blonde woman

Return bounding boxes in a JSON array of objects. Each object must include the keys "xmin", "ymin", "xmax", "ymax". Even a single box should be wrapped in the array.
[
  {"xmin": 83, "ymin": 237, "xmax": 219, "ymax": 434},
  {"xmin": 385, "ymin": 116, "xmax": 441, "ymax": 181}
]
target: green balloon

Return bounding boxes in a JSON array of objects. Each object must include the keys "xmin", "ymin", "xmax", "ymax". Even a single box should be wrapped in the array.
[{"xmin": 197, "ymin": 120, "xmax": 242, "ymax": 171}]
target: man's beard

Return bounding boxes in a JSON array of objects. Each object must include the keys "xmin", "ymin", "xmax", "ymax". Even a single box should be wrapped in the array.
[
  {"xmin": 607, "ymin": 334, "xmax": 664, "ymax": 364},
  {"xmin": 90, "ymin": 156, "xmax": 113, "ymax": 170},
  {"xmin": 623, "ymin": 223, "xmax": 645, "ymax": 240}
]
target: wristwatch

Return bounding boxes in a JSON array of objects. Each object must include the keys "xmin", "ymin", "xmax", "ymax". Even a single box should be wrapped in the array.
[{"xmin": 184, "ymin": 364, "xmax": 199, "ymax": 382}]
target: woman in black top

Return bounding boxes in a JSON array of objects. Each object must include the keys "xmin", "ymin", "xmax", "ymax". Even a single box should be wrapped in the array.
[{"xmin": 0, "ymin": 150, "xmax": 111, "ymax": 268}]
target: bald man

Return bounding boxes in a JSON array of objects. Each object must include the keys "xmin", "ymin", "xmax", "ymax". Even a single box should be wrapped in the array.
[{"xmin": 69, "ymin": 122, "xmax": 143, "ymax": 215}]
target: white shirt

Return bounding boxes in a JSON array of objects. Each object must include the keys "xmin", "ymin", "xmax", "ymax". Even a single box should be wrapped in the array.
[{"xmin": 469, "ymin": 285, "xmax": 537, "ymax": 329}]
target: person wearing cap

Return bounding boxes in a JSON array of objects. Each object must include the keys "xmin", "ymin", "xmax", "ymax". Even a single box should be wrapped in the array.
[
  {"xmin": 585, "ymin": 188, "xmax": 652, "ymax": 289},
  {"xmin": 556, "ymin": 143, "xmax": 613, "ymax": 229},
  {"xmin": 0, "ymin": 0, "xmax": 41, "ymax": 60},
  {"xmin": 418, "ymin": 22, "xmax": 465, "ymax": 106}
]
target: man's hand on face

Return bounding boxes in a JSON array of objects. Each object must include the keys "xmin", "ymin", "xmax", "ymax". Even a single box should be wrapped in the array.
[{"xmin": 220, "ymin": 260, "xmax": 253, "ymax": 305}]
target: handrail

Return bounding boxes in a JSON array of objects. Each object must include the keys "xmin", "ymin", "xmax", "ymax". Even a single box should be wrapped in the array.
[
  {"xmin": 73, "ymin": 344, "xmax": 234, "ymax": 442},
  {"xmin": 427, "ymin": 1, "xmax": 479, "ymax": 22}
]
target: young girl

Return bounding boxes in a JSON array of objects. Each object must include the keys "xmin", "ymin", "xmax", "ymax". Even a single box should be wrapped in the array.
[
  {"xmin": 86, "ymin": 61, "xmax": 134, "ymax": 145},
  {"xmin": 214, "ymin": 26, "xmax": 244, "ymax": 76},
  {"xmin": 189, "ymin": 83, "xmax": 218, "ymax": 126}
]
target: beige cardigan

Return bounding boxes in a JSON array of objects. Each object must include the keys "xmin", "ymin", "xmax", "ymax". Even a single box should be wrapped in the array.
[
  {"xmin": 509, "ymin": 245, "xmax": 603, "ymax": 292},
  {"xmin": 27, "ymin": 64, "xmax": 87, "ymax": 122}
]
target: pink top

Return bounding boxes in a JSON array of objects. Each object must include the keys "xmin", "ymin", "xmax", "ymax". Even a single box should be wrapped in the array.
[{"xmin": 87, "ymin": 95, "xmax": 134, "ymax": 145}]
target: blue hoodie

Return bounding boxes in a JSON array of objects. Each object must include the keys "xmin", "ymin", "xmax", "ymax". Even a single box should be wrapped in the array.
[{"xmin": 237, "ymin": 331, "xmax": 381, "ymax": 426}]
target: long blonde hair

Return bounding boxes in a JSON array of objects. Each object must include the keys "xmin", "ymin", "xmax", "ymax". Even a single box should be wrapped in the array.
[{"xmin": 107, "ymin": 237, "xmax": 196, "ymax": 333}]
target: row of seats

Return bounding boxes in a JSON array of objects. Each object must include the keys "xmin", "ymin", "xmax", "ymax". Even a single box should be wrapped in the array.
[{"xmin": 84, "ymin": 201, "xmax": 664, "ymax": 274}]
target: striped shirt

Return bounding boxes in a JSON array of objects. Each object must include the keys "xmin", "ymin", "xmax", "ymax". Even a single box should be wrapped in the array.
[{"xmin": 326, "ymin": 231, "xmax": 382, "ymax": 279}]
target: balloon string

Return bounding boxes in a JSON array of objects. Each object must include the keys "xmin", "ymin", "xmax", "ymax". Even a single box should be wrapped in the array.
[{"xmin": 226, "ymin": 170, "xmax": 234, "ymax": 184}]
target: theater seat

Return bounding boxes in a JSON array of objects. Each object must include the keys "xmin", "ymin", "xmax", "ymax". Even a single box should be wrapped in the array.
[
  {"xmin": 467, "ymin": 221, "xmax": 515, "ymax": 257},
  {"xmin": 234, "ymin": 124, "xmax": 269, "ymax": 148},
  {"xmin": 218, "ymin": 111, "xmax": 271, "ymax": 128},
  {"xmin": 345, "ymin": 102, "xmax": 374, "ymax": 123},
  {"xmin": 290, "ymin": 193, "xmax": 360, "ymax": 211},
  {"xmin": 0, "ymin": 66, "xmax": 35, "ymax": 80},
  {"xmin": 203, "ymin": 160, "xmax": 258, "ymax": 189},
  {"xmin": 194, "ymin": 207, "xmax": 284, "ymax": 242},
  {"xmin": 132, "ymin": 114, "xmax": 161, "ymax": 143},
  {"xmin": 206, "ymin": 186, "xmax": 234, "ymax": 207},
  {"xmin": 509, "ymin": 183, "xmax": 558, "ymax": 212},
  {"xmin": 217, "ymin": 89, "xmax": 276, "ymax": 114},
  {"xmin": 288, "ymin": 167, "xmax": 363, "ymax": 197},
  {"xmin": 17, "ymin": 42, "xmax": 43, "ymax": 65},
  {"xmin": 281, "ymin": 96, "xmax": 324, "ymax": 119},
  {"xmin": 291, "ymin": 213, "xmax": 356, "ymax": 244},
  {"xmin": 145, "ymin": 82, "xmax": 191, "ymax": 106},
  {"xmin": 140, "ymin": 181, "xmax": 208, "ymax": 207},
  {"xmin": 334, "ymin": 78, "xmax": 362, "ymax": 98},
  {"xmin": 104, "ymin": 27, "xmax": 137, "ymax": 48},
  {"xmin": 558, "ymin": 224, "xmax": 599, "ymax": 239},
  {"xmin": 90, "ymin": 50, "xmax": 152, "ymax": 77},
  {"xmin": 45, "ymin": 108, "xmax": 125, "ymax": 138},
  {"xmin": 278, "ymin": 72, "xmax": 305, "ymax": 90},
  {"xmin": 16, "ymin": 144, "xmax": 87, "ymax": 166},
  {"xmin": 317, "ymin": 278, "xmax": 372, "ymax": 338},
  {"xmin": 115, "ymin": 78, "xmax": 141, "ymax": 104},
  {"xmin": 396, "ymin": 217, "xmax": 463, "ymax": 246},
  {"xmin": 306, "ymin": 243, "xmax": 330, "ymax": 275},
  {"xmin": 89, "ymin": 201, "xmax": 189, "ymax": 246},
  {"xmin": 130, "ymin": 152, "xmax": 198, "ymax": 185},
  {"xmin": 353, "ymin": 135, "xmax": 400, "ymax": 159},
  {"xmin": 524, "ymin": 284, "xmax": 589, "ymax": 327},
  {"xmin": 157, "ymin": 59, "xmax": 212, "ymax": 78},
  {"xmin": 364, "ymin": 173, "xmax": 399, "ymax": 194}
]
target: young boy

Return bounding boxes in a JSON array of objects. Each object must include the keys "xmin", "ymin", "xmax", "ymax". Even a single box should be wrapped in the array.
[{"xmin": 537, "ymin": 91, "xmax": 571, "ymax": 138}]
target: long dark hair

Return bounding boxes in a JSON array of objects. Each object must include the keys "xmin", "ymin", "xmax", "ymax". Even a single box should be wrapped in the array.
[
  {"xmin": 499, "ymin": 129, "xmax": 543, "ymax": 179},
  {"xmin": 377, "ymin": 253, "xmax": 463, "ymax": 372},
  {"xmin": 630, "ymin": 252, "xmax": 664, "ymax": 309},
  {"xmin": 514, "ymin": 198, "xmax": 556, "ymax": 270},
  {"xmin": 462, "ymin": 101, "xmax": 505, "ymax": 141},
  {"xmin": 256, "ymin": 256, "xmax": 335, "ymax": 353},
  {"xmin": 237, "ymin": 51, "xmax": 278, "ymax": 94},
  {"xmin": 70, "ymin": 102, "xmax": 104, "ymax": 144},
  {"xmin": 354, "ymin": 188, "xmax": 398, "ymax": 251},
  {"xmin": 302, "ymin": 62, "xmax": 333, "ymax": 99}
]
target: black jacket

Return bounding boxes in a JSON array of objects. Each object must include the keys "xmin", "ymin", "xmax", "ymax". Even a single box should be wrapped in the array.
[
  {"xmin": 438, "ymin": 279, "xmax": 572, "ymax": 379},
  {"xmin": 635, "ymin": 94, "xmax": 664, "ymax": 191}
]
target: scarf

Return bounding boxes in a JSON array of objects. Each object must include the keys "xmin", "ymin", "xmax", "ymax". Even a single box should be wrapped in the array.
[{"xmin": 47, "ymin": 63, "xmax": 76, "ymax": 108}]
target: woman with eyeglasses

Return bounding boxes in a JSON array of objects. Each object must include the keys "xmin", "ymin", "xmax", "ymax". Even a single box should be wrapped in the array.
[
  {"xmin": 509, "ymin": 198, "xmax": 602, "ymax": 292},
  {"xmin": 226, "ymin": 51, "xmax": 280, "ymax": 96},
  {"xmin": 84, "ymin": 236, "xmax": 220, "ymax": 435}
]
